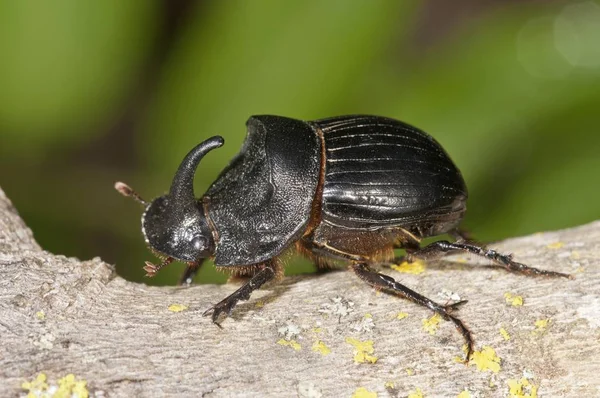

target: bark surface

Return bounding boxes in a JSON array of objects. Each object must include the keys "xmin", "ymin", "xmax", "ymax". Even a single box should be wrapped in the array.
[{"xmin": 0, "ymin": 187, "xmax": 598, "ymax": 397}]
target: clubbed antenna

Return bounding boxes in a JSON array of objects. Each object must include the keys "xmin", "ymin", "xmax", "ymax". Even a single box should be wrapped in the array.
[
  {"xmin": 114, "ymin": 181, "xmax": 148, "ymax": 206},
  {"xmin": 143, "ymin": 257, "xmax": 173, "ymax": 277}
]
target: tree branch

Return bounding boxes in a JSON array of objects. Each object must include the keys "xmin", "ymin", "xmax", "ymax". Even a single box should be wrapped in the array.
[{"xmin": 1, "ymin": 186, "xmax": 598, "ymax": 397}]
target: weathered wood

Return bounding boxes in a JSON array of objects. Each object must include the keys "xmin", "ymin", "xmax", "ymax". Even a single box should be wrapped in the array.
[{"xmin": 0, "ymin": 186, "xmax": 598, "ymax": 397}]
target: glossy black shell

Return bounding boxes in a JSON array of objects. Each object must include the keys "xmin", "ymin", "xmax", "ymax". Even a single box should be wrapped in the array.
[
  {"xmin": 206, "ymin": 116, "xmax": 321, "ymax": 266},
  {"xmin": 314, "ymin": 115, "xmax": 467, "ymax": 235},
  {"xmin": 204, "ymin": 114, "xmax": 467, "ymax": 266}
]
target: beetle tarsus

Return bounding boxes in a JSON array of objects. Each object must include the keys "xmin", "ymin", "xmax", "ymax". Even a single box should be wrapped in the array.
[
  {"xmin": 203, "ymin": 265, "xmax": 276, "ymax": 324},
  {"xmin": 409, "ymin": 240, "xmax": 572, "ymax": 278},
  {"xmin": 351, "ymin": 262, "xmax": 474, "ymax": 362}
]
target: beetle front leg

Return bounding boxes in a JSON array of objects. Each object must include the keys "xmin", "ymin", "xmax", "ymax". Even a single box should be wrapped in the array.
[
  {"xmin": 409, "ymin": 240, "xmax": 572, "ymax": 278},
  {"xmin": 203, "ymin": 260, "xmax": 278, "ymax": 325},
  {"xmin": 351, "ymin": 262, "xmax": 473, "ymax": 361}
]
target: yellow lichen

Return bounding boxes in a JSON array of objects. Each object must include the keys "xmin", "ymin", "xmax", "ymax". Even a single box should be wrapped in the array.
[
  {"xmin": 571, "ymin": 250, "xmax": 580, "ymax": 259},
  {"xmin": 422, "ymin": 313, "xmax": 442, "ymax": 335},
  {"xmin": 255, "ymin": 297, "xmax": 275, "ymax": 308},
  {"xmin": 407, "ymin": 387, "xmax": 424, "ymax": 398},
  {"xmin": 406, "ymin": 367, "xmax": 415, "ymax": 376},
  {"xmin": 533, "ymin": 319, "xmax": 550, "ymax": 335},
  {"xmin": 22, "ymin": 373, "xmax": 88, "ymax": 398},
  {"xmin": 364, "ymin": 313, "xmax": 372, "ymax": 318},
  {"xmin": 396, "ymin": 312, "xmax": 409, "ymax": 320},
  {"xmin": 167, "ymin": 303, "xmax": 188, "ymax": 312},
  {"xmin": 504, "ymin": 292, "xmax": 524, "ymax": 307},
  {"xmin": 546, "ymin": 241, "xmax": 564, "ymax": 249},
  {"xmin": 21, "ymin": 373, "xmax": 48, "ymax": 396},
  {"xmin": 384, "ymin": 381, "xmax": 395, "ymax": 389},
  {"xmin": 277, "ymin": 339, "xmax": 301, "ymax": 351},
  {"xmin": 469, "ymin": 346, "xmax": 501, "ymax": 373},
  {"xmin": 57, "ymin": 374, "xmax": 89, "ymax": 398},
  {"xmin": 352, "ymin": 387, "xmax": 378, "ymax": 398},
  {"xmin": 345, "ymin": 337, "xmax": 378, "ymax": 364},
  {"xmin": 457, "ymin": 390, "xmax": 471, "ymax": 398},
  {"xmin": 535, "ymin": 319, "xmax": 549, "ymax": 329},
  {"xmin": 312, "ymin": 340, "xmax": 331, "ymax": 356},
  {"xmin": 36, "ymin": 310, "xmax": 45, "ymax": 320},
  {"xmin": 312, "ymin": 327, "xmax": 323, "ymax": 334},
  {"xmin": 500, "ymin": 327, "xmax": 511, "ymax": 341},
  {"xmin": 508, "ymin": 377, "xmax": 538, "ymax": 398},
  {"xmin": 391, "ymin": 259, "xmax": 426, "ymax": 274}
]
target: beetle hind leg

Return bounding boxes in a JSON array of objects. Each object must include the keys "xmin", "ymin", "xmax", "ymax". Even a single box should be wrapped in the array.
[
  {"xmin": 351, "ymin": 262, "xmax": 473, "ymax": 361},
  {"xmin": 409, "ymin": 240, "xmax": 572, "ymax": 278}
]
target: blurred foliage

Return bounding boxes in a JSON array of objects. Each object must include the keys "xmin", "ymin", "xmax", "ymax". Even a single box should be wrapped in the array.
[
  {"xmin": 0, "ymin": 1, "xmax": 159, "ymax": 154},
  {"xmin": 0, "ymin": 1, "xmax": 598, "ymax": 285}
]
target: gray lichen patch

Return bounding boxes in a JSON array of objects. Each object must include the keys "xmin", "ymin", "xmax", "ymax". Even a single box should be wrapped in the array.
[{"xmin": 318, "ymin": 296, "xmax": 354, "ymax": 318}]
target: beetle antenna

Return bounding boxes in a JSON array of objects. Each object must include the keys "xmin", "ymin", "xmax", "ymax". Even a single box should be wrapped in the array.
[
  {"xmin": 143, "ymin": 257, "xmax": 173, "ymax": 277},
  {"xmin": 114, "ymin": 181, "xmax": 148, "ymax": 206},
  {"xmin": 169, "ymin": 136, "xmax": 224, "ymax": 203}
]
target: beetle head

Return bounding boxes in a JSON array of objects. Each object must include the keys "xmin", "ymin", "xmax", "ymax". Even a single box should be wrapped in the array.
[{"xmin": 116, "ymin": 136, "xmax": 224, "ymax": 265}]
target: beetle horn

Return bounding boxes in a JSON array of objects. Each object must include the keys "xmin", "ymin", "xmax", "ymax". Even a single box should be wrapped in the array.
[{"xmin": 169, "ymin": 136, "xmax": 224, "ymax": 203}]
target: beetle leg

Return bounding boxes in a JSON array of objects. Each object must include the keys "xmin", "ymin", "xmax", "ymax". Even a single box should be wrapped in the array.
[
  {"xmin": 351, "ymin": 262, "xmax": 473, "ymax": 361},
  {"xmin": 178, "ymin": 258, "xmax": 206, "ymax": 286},
  {"xmin": 409, "ymin": 240, "xmax": 572, "ymax": 278},
  {"xmin": 203, "ymin": 259, "xmax": 278, "ymax": 325}
]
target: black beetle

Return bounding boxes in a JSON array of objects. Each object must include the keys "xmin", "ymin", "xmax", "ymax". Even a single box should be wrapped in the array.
[{"xmin": 116, "ymin": 115, "xmax": 570, "ymax": 360}]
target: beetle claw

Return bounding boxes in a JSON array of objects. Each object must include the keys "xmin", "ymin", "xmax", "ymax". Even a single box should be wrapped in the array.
[
  {"xmin": 204, "ymin": 297, "xmax": 239, "ymax": 325},
  {"xmin": 443, "ymin": 300, "xmax": 468, "ymax": 313},
  {"xmin": 203, "ymin": 304, "xmax": 227, "ymax": 328}
]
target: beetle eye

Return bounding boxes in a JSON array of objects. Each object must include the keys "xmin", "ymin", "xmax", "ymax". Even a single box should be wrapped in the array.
[{"xmin": 191, "ymin": 236, "xmax": 207, "ymax": 251}]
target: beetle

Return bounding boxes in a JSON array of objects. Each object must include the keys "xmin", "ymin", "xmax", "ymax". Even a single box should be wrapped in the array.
[{"xmin": 115, "ymin": 115, "xmax": 571, "ymax": 360}]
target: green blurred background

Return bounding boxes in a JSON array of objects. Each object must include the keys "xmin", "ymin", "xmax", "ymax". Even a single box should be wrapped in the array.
[{"xmin": 1, "ymin": 0, "xmax": 599, "ymax": 285}]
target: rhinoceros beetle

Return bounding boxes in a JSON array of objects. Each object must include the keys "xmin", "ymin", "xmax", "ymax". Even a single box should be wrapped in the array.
[{"xmin": 115, "ymin": 115, "xmax": 571, "ymax": 360}]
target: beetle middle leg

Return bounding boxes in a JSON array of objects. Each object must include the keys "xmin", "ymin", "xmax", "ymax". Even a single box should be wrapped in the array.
[
  {"xmin": 301, "ymin": 238, "xmax": 474, "ymax": 360},
  {"xmin": 203, "ymin": 258, "xmax": 280, "ymax": 325},
  {"xmin": 407, "ymin": 240, "xmax": 572, "ymax": 279},
  {"xmin": 351, "ymin": 262, "xmax": 473, "ymax": 361},
  {"xmin": 178, "ymin": 258, "xmax": 207, "ymax": 285}
]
